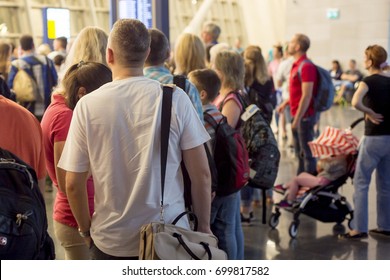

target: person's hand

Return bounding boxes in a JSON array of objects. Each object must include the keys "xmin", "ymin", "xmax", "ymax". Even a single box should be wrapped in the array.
[
  {"xmin": 366, "ymin": 112, "xmax": 384, "ymax": 125},
  {"xmin": 83, "ymin": 236, "xmax": 93, "ymax": 249},
  {"xmin": 291, "ymin": 118, "xmax": 299, "ymax": 131},
  {"xmin": 211, "ymin": 191, "xmax": 216, "ymax": 201},
  {"xmin": 198, "ymin": 224, "xmax": 213, "ymax": 235},
  {"xmin": 277, "ymin": 103, "xmax": 286, "ymax": 114}
]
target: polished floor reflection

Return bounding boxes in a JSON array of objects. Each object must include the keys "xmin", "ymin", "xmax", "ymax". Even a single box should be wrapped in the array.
[{"xmin": 44, "ymin": 105, "xmax": 390, "ymax": 260}]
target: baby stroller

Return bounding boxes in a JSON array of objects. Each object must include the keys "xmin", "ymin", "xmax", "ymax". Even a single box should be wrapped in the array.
[{"xmin": 269, "ymin": 118, "xmax": 363, "ymax": 238}]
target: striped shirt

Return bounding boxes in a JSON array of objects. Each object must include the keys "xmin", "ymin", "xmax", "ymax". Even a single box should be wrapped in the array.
[
  {"xmin": 203, "ymin": 103, "xmax": 223, "ymax": 154},
  {"xmin": 144, "ymin": 66, "xmax": 203, "ymax": 122}
]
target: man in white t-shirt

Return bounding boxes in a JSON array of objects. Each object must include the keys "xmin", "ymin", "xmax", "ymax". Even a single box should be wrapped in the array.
[{"xmin": 58, "ymin": 19, "xmax": 212, "ymax": 259}]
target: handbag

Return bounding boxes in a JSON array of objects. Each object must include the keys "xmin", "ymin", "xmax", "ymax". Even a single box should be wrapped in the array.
[{"xmin": 139, "ymin": 85, "xmax": 227, "ymax": 260}]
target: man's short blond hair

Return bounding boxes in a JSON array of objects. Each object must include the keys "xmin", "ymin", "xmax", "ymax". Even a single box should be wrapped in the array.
[{"xmin": 110, "ymin": 19, "xmax": 150, "ymax": 67}]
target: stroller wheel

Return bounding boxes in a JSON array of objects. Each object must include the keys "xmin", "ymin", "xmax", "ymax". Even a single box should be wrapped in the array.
[
  {"xmin": 333, "ymin": 223, "xmax": 345, "ymax": 234},
  {"xmin": 289, "ymin": 222, "xmax": 299, "ymax": 238},
  {"xmin": 269, "ymin": 213, "xmax": 280, "ymax": 229}
]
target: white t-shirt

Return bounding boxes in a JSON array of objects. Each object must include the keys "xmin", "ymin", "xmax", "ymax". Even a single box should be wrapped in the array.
[
  {"xmin": 58, "ymin": 76, "xmax": 210, "ymax": 257},
  {"xmin": 275, "ymin": 57, "xmax": 294, "ymax": 100}
]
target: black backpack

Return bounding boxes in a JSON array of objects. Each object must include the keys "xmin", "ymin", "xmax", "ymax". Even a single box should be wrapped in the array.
[
  {"xmin": 234, "ymin": 92, "xmax": 280, "ymax": 189},
  {"xmin": 0, "ymin": 148, "xmax": 55, "ymax": 260},
  {"xmin": 204, "ymin": 111, "xmax": 250, "ymax": 196},
  {"xmin": 246, "ymin": 79, "xmax": 276, "ymax": 125}
]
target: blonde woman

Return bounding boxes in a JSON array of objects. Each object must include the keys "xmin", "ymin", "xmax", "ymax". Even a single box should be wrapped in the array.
[
  {"xmin": 59, "ymin": 26, "xmax": 108, "ymax": 80},
  {"xmin": 211, "ymin": 50, "xmax": 245, "ymax": 260},
  {"xmin": 174, "ymin": 33, "xmax": 206, "ymax": 76},
  {"xmin": 41, "ymin": 26, "xmax": 109, "ymax": 259}
]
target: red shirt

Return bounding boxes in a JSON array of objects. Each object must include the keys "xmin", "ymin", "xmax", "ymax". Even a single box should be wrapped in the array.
[
  {"xmin": 41, "ymin": 93, "xmax": 94, "ymax": 227},
  {"xmin": 289, "ymin": 54, "xmax": 318, "ymax": 117}
]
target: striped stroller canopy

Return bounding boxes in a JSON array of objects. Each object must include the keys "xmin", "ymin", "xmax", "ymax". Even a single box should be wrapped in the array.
[{"xmin": 308, "ymin": 126, "xmax": 359, "ymax": 157}]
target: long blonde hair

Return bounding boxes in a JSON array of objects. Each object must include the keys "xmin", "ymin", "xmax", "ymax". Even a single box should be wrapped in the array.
[
  {"xmin": 243, "ymin": 45, "xmax": 269, "ymax": 86},
  {"xmin": 174, "ymin": 33, "xmax": 205, "ymax": 75},
  {"xmin": 214, "ymin": 50, "xmax": 245, "ymax": 91},
  {"xmin": 57, "ymin": 26, "xmax": 108, "ymax": 89},
  {"xmin": 62, "ymin": 27, "xmax": 108, "ymax": 73}
]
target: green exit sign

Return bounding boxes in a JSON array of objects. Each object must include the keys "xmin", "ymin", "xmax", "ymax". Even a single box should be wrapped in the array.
[{"xmin": 327, "ymin": 8, "xmax": 340, "ymax": 19}]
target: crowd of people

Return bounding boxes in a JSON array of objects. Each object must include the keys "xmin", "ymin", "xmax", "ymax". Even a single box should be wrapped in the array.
[{"xmin": 1, "ymin": 19, "xmax": 389, "ymax": 260}]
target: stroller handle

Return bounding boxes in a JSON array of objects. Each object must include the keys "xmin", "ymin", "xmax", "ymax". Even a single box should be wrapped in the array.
[{"xmin": 349, "ymin": 117, "xmax": 364, "ymax": 130}]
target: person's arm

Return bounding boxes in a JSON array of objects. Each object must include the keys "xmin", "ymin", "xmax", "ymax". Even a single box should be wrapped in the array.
[
  {"xmin": 291, "ymin": 81, "xmax": 314, "ymax": 129},
  {"xmin": 351, "ymin": 81, "xmax": 383, "ymax": 125},
  {"xmin": 182, "ymin": 145, "xmax": 212, "ymax": 234},
  {"xmin": 66, "ymin": 171, "xmax": 91, "ymax": 246},
  {"xmin": 221, "ymin": 99, "xmax": 241, "ymax": 129},
  {"xmin": 277, "ymin": 98, "xmax": 290, "ymax": 114},
  {"xmin": 38, "ymin": 178, "xmax": 45, "ymax": 194},
  {"xmin": 53, "ymin": 141, "xmax": 67, "ymax": 194}
]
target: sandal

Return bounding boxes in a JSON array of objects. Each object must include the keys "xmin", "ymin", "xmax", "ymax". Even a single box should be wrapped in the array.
[{"xmin": 338, "ymin": 232, "xmax": 368, "ymax": 240}]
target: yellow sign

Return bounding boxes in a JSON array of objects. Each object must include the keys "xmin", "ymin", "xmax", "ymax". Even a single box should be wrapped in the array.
[{"xmin": 47, "ymin": 20, "xmax": 56, "ymax": 39}]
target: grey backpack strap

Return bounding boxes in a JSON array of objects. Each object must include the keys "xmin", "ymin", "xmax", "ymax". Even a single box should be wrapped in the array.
[{"xmin": 297, "ymin": 59, "xmax": 311, "ymax": 81}]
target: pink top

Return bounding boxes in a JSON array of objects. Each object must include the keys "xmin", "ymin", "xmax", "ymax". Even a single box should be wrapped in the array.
[
  {"xmin": 213, "ymin": 92, "xmax": 243, "ymax": 112},
  {"xmin": 268, "ymin": 59, "xmax": 281, "ymax": 77},
  {"xmin": 213, "ymin": 91, "xmax": 243, "ymax": 129},
  {"xmin": 41, "ymin": 93, "xmax": 94, "ymax": 227}
]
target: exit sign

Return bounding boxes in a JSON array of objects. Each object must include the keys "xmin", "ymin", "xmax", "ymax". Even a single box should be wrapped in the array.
[{"xmin": 327, "ymin": 8, "xmax": 340, "ymax": 19}]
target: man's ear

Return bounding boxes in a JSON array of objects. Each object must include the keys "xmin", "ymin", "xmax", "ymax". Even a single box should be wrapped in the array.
[
  {"xmin": 106, "ymin": 47, "xmax": 114, "ymax": 65},
  {"xmin": 199, "ymin": 89, "xmax": 207, "ymax": 100},
  {"xmin": 77, "ymin": 87, "xmax": 87, "ymax": 99}
]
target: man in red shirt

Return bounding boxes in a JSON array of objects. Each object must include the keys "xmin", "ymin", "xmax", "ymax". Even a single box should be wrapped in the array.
[{"xmin": 279, "ymin": 33, "xmax": 318, "ymax": 175}]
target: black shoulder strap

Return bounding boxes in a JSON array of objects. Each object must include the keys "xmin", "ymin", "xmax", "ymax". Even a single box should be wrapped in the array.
[
  {"xmin": 233, "ymin": 91, "xmax": 248, "ymax": 109},
  {"xmin": 173, "ymin": 75, "xmax": 187, "ymax": 94},
  {"xmin": 219, "ymin": 90, "xmax": 247, "ymax": 112},
  {"xmin": 160, "ymin": 85, "xmax": 173, "ymax": 210}
]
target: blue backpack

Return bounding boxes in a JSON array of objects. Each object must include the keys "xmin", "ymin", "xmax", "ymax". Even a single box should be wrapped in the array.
[{"xmin": 298, "ymin": 60, "xmax": 335, "ymax": 112}]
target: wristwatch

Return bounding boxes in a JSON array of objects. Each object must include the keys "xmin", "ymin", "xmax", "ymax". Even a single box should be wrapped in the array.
[{"xmin": 78, "ymin": 228, "xmax": 90, "ymax": 238}]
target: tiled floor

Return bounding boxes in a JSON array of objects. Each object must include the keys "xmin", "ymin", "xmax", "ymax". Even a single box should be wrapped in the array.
[{"xmin": 44, "ymin": 105, "xmax": 390, "ymax": 260}]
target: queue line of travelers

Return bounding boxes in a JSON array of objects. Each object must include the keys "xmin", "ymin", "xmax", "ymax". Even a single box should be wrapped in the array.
[{"xmin": 1, "ymin": 19, "xmax": 390, "ymax": 260}]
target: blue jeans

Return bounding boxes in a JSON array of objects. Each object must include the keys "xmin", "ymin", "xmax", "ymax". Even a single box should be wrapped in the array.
[
  {"xmin": 240, "ymin": 183, "xmax": 271, "ymax": 208},
  {"xmin": 241, "ymin": 185, "xmax": 254, "ymax": 208},
  {"xmin": 210, "ymin": 191, "xmax": 244, "ymax": 260},
  {"xmin": 352, "ymin": 136, "xmax": 390, "ymax": 232},
  {"xmin": 292, "ymin": 114, "xmax": 317, "ymax": 175}
]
